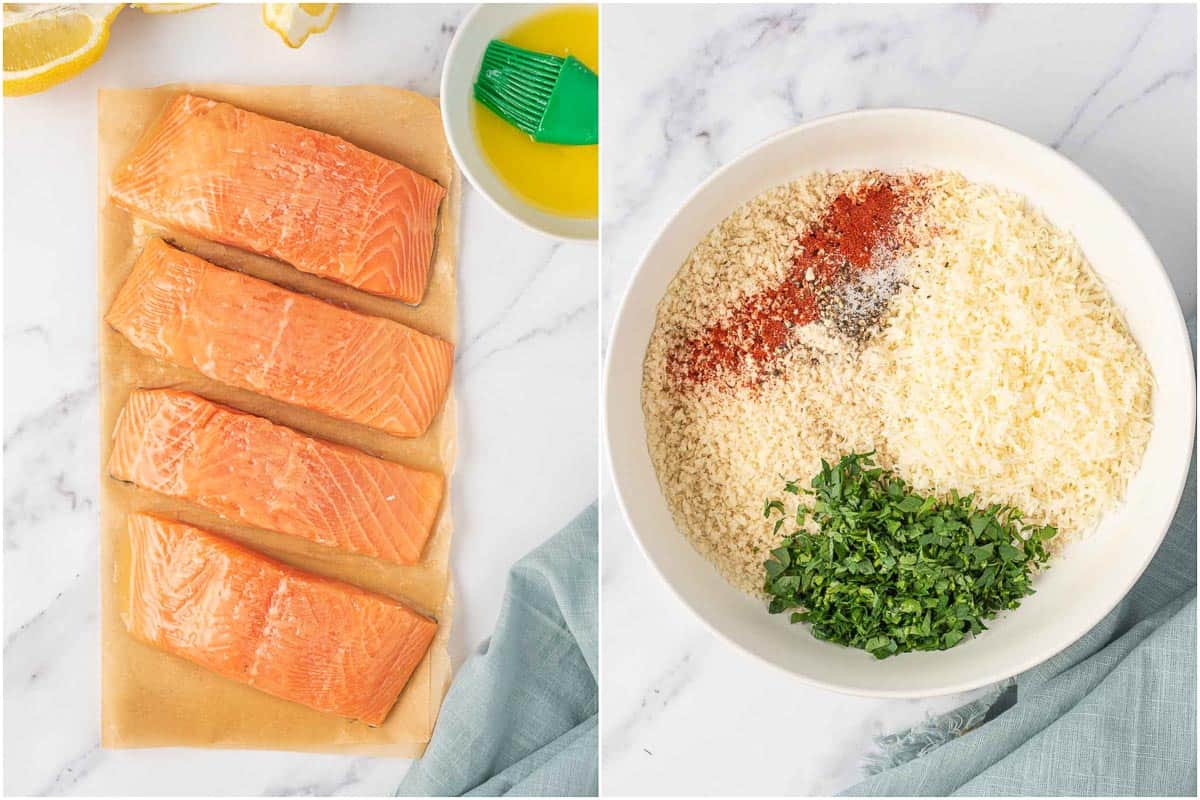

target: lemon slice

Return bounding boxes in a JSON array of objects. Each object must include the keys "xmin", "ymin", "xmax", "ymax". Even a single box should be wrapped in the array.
[
  {"xmin": 131, "ymin": 3, "xmax": 213, "ymax": 12},
  {"xmin": 261, "ymin": 3, "xmax": 336, "ymax": 48},
  {"xmin": 3, "ymin": 4, "xmax": 123, "ymax": 96}
]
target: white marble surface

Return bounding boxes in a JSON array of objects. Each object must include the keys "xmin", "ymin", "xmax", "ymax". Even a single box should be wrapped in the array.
[
  {"xmin": 4, "ymin": 4, "xmax": 596, "ymax": 795},
  {"xmin": 600, "ymin": 4, "xmax": 1195, "ymax": 796}
]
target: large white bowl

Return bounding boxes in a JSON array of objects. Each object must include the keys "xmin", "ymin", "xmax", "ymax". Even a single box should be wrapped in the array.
[
  {"xmin": 605, "ymin": 108, "xmax": 1195, "ymax": 697},
  {"xmin": 441, "ymin": 3, "xmax": 598, "ymax": 241}
]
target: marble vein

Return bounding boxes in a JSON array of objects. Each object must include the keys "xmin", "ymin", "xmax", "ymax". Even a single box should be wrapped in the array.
[
  {"xmin": 600, "ymin": 637, "xmax": 711, "ymax": 762},
  {"xmin": 1052, "ymin": 5, "xmax": 1159, "ymax": 149},
  {"xmin": 462, "ymin": 298, "xmax": 597, "ymax": 373},
  {"xmin": 3, "ymin": 382, "xmax": 97, "ymax": 449},
  {"xmin": 457, "ymin": 239, "xmax": 564, "ymax": 358},
  {"xmin": 1073, "ymin": 66, "xmax": 1197, "ymax": 148}
]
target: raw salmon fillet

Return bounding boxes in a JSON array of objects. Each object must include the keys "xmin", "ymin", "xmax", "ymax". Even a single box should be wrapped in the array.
[
  {"xmin": 106, "ymin": 239, "xmax": 454, "ymax": 437},
  {"xmin": 124, "ymin": 514, "xmax": 438, "ymax": 725},
  {"xmin": 109, "ymin": 93, "xmax": 446, "ymax": 304},
  {"xmin": 110, "ymin": 389, "xmax": 444, "ymax": 565}
]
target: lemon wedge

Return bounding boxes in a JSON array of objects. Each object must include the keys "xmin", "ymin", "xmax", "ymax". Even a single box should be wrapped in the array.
[
  {"xmin": 261, "ymin": 3, "xmax": 336, "ymax": 48},
  {"xmin": 131, "ymin": 3, "xmax": 213, "ymax": 12},
  {"xmin": 3, "ymin": 4, "xmax": 123, "ymax": 96}
]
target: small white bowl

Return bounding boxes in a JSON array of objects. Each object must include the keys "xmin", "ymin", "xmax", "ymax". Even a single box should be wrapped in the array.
[
  {"xmin": 605, "ymin": 108, "xmax": 1195, "ymax": 697},
  {"xmin": 441, "ymin": 3, "xmax": 597, "ymax": 241}
]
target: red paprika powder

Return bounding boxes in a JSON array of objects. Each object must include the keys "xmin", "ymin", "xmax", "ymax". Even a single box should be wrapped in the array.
[{"xmin": 668, "ymin": 180, "xmax": 910, "ymax": 389}]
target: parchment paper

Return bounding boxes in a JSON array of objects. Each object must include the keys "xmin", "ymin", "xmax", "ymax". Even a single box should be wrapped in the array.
[{"xmin": 98, "ymin": 84, "xmax": 459, "ymax": 755}]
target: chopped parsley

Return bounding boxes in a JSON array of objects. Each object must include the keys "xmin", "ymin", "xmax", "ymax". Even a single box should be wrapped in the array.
[{"xmin": 763, "ymin": 452, "xmax": 1055, "ymax": 659}]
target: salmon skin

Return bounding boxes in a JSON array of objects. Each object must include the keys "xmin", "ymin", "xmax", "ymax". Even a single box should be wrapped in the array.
[
  {"xmin": 110, "ymin": 389, "xmax": 444, "ymax": 565},
  {"xmin": 110, "ymin": 93, "xmax": 446, "ymax": 304},
  {"xmin": 106, "ymin": 239, "xmax": 454, "ymax": 437},
  {"xmin": 124, "ymin": 514, "xmax": 438, "ymax": 725}
]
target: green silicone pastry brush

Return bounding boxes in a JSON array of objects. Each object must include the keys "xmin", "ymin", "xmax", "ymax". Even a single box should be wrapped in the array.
[{"xmin": 473, "ymin": 39, "xmax": 598, "ymax": 146}]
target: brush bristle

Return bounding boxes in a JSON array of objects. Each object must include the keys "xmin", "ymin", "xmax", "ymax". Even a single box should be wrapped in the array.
[{"xmin": 474, "ymin": 40, "xmax": 565, "ymax": 135}]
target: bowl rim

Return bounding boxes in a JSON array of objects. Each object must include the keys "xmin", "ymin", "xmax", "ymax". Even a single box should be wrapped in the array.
[
  {"xmin": 603, "ymin": 105, "xmax": 1196, "ymax": 698},
  {"xmin": 440, "ymin": 3, "xmax": 598, "ymax": 242}
]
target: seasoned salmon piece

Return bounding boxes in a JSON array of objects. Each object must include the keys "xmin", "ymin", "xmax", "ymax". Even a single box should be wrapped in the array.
[
  {"xmin": 110, "ymin": 93, "xmax": 446, "ymax": 304},
  {"xmin": 124, "ymin": 514, "xmax": 438, "ymax": 725},
  {"xmin": 110, "ymin": 389, "xmax": 444, "ymax": 565},
  {"xmin": 106, "ymin": 239, "xmax": 454, "ymax": 437}
]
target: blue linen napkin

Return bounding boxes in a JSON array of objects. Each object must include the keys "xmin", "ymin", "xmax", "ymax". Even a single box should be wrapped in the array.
[
  {"xmin": 397, "ymin": 503, "xmax": 598, "ymax": 797},
  {"xmin": 842, "ymin": 457, "xmax": 1196, "ymax": 797}
]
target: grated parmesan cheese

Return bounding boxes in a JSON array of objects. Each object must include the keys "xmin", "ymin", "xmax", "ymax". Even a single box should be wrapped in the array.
[{"xmin": 859, "ymin": 172, "xmax": 1153, "ymax": 543}]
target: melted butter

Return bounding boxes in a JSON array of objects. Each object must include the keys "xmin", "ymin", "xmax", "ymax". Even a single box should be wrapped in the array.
[{"xmin": 471, "ymin": 5, "xmax": 598, "ymax": 219}]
